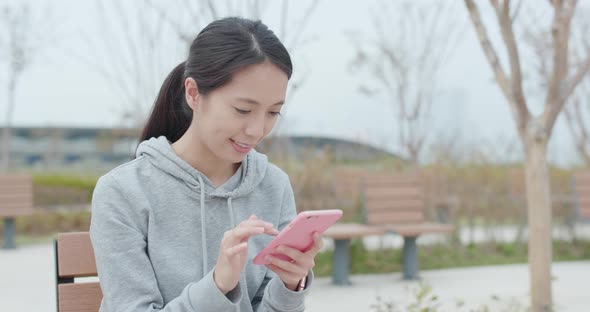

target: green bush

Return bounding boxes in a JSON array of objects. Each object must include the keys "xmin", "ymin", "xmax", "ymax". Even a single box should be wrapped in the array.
[
  {"xmin": 33, "ymin": 174, "xmax": 99, "ymax": 206},
  {"xmin": 0, "ymin": 210, "xmax": 91, "ymax": 237}
]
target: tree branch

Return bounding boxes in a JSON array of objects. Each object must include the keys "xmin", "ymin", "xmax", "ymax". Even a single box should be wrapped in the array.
[
  {"xmin": 465, "ymin": 0, "xmax": 529, "ymax": 138},
  {"xmin": 495, "ymin": 0, "xmax": 530, "ymax": 135},
  {"xmin": 541, "ymin": 0, "xmax": 575, "ymax": 132}
]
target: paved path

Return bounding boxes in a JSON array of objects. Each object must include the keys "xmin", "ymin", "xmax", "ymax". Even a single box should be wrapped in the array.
[{"xmin": 1, "ymin": 243, "xmax": 588, "ymax": 311}]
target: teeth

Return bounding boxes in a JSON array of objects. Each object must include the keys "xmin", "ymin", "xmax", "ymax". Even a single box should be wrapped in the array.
[{"xmin": 234, "ymin": 141, "xmax": 250, "ymax": 148}]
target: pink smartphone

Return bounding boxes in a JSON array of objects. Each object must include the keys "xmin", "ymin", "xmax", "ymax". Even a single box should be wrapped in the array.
[{"xmin": 252, "ymin": 209, "xmax": 343, "ymax": 265}]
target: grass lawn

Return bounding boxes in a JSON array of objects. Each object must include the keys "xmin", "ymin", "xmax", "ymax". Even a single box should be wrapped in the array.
[{"xmin": 313, "ymin": 239, "xmax": 590, "ymax": 277}]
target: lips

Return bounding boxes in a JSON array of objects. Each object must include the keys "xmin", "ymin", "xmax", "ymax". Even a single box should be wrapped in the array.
[
  {"xmin": 230, "ymin": 139, "xmax": 254, "ymax": 153},
  {"xmin": 233, "ymin": 140, "xmax": 251, "ymax": 148}
]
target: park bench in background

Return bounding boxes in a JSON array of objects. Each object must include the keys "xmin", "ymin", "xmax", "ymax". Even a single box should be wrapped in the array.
[
  {"xmin": 0, "ymin": 174, "xmax": 34, "ymax": 249},
  {"xmin": 55, "ymin": 232, "xmax": 102, "ymax": 312},
  {"xmin": 361, "ymin": 173, "xmax": 455, "ymax": 279},
  {"xmin": 323, "ymin": 171, "xmax": 454, "ymax": 284},
  {"xmin": 572, "ymin": 171, "xmax": 590, "ymax": 221}
]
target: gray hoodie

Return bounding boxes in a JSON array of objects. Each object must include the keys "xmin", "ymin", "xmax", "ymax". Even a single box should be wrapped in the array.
[{"xmin": 90, "ymin": 136, "xmax": 312, "ymax": 312}]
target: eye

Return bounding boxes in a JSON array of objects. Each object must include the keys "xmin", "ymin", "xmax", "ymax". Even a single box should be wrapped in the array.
[
  {"xmin": 234, "ymin": 108, "xmax": 250, "ymax": 114},
  {"xmin": 269, "ymin": 112, "xmax": 282, "ymax": 117}
]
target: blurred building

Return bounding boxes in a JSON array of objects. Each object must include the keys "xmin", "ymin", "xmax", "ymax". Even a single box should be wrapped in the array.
[
  {"xmin": 8, "ymin": 127, "xmax": 140, "ymax": 169},
  {"xmin": 5, "ymin": 127, "xmax": 399, "ymax": 169}
]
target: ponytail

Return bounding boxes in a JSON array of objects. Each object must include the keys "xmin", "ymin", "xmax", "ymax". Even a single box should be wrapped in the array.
[{"xmin": 138, "ymin": 61, "xmax": 191, "ymax": 146}]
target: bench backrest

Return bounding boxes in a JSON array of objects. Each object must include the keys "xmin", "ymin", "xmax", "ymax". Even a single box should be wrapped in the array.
[
  {"xmin": 55, "ymin": 232, "xmax": 102, "ymax": 312},
  {"xmin": 573, "ymin": 172, "xmax": 590, "ymax": 220},
  {"xmin": 362, "ymin": 173, "xmax": 425, "ymax": 225},
  {"xmin": 0, "ymin": 174, "xmax": 34, "ymax": 217}
]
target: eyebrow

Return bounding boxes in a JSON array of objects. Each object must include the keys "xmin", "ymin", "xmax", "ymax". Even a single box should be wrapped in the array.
[{"xmin": 236, "ymin": 97, "xmax": 284, "ymax": 106}]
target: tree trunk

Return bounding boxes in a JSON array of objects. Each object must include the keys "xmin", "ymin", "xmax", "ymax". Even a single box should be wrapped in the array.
[
  {"xmin": 0, "ymin": 75, "xmax": 17, "ymax": 173},
  {"xmin": 524, "ymin": 136, "xmax": 553, "ymax": 311}
]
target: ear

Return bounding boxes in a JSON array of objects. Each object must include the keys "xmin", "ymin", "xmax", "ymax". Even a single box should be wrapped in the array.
[{"xmin": 184, "ymin": 77, "xmax": 200, "ymax": 110}]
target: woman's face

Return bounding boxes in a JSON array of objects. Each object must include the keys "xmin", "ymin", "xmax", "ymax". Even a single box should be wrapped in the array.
[{"xmin": 186, "ymin": 61, "xmax": 289, "ymax": 164}]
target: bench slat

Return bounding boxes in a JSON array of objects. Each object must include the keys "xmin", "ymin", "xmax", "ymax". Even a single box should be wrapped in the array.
[
  {"xmin": 574, "ymin": 173, "xmax": 590, "ymax": 183},
  {"xmin": 323, "ymin": 223, "xmax": 386, "ymax": 240},
  {"xmin": 365, "ymin": 199, "xmax": 423, "ymax": 212},
  {"xmin": 364, "ymin": 187, "xmax": 421, "ymax": 200},
  {"xmin": 364, "ymin": 180, "xmax": 419, "ymax": 188},
  {"xmin": 57, "ymin": 232, "xmax": 98, "ymax": 278},
  {"xmin": 0, "ymin": 207, "xmax": 34, "ymax": 217},
  {"xmin": 367, "ymin": 210, "xmax": 425, "ymax": 225},
  {"xmin": 0, "ymin": 186, "xmax": 33, "ymax": 195},
  {"xmin": 58, "ymin": 283, "xmax": 102, "ymax": 312},
  {"xmin": 0, "ymin": 196, "xmax": 34, "ymax": 204},
  {"xmin": 388, "ymin": 223, "xmax": 455, "ymax": 237},
  {"xmin": 0, "ymin": 175, "xmax": 32, "ymax": 183},
  {"xmin": 0, "ymin": 175, "xmax": 34, "ymax": 217}
]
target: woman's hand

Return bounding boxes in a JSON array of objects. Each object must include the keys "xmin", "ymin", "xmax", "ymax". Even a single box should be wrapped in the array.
[
  {"xmin": 214, "ymin": 215, "xmax": 278, "ymax": 294},
  {"xmin": 265, "ymin": 232, "xmax": 323, "ymax": 291}
]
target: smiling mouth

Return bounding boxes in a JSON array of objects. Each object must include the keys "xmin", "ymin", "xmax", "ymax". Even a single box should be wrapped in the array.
[{"xmin": 231, "ymin": 139, "xmax": 254, "ymax": 148}]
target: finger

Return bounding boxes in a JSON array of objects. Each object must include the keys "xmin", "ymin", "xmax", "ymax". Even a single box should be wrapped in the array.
[
  {"xmin": 307, "ymin": 232, "xmax": 324, "ymax": 255},
  {"xmin": 276, "ymin": 245, "xmax": 305, "ymax": 263},
  {"xmin": 265, "ymin": 255, "xmax": 307, "ymax": 276},
  {"xmin": 240, "ymin": 219, "xmax": 274, "ymax": 229},
  {"xmin": 229, "ymin": 226, "xmax": 265, "ymax": 242},
  {"xmin": 239, "ymin": 219, "xmax": 279, "ymax": 235},
  {"xmin": 226, "ymin": 241, "xmax": 248, "ymax": 256},
  {"xmin": 265, "ymin": 264, "xmax": 300, "ymax": 284}
]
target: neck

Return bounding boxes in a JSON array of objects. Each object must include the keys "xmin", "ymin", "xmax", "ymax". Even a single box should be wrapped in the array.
[{"xmin": 171, "ymin": 125, "xmax": 239, "ymax": 187}]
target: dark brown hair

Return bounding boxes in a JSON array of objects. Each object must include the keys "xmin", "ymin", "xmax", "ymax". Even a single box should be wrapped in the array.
[{"xmin": 139, "ymin": 17, "xmax": 292, "ymax": 145}]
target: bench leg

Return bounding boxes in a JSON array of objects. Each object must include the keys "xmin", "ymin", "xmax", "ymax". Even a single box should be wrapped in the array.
[
  {"xmin": 402, "ymin": 236, "xmax": 418, "ymax": 280},
  {"xmin": 332, "ymin": 239, "xmax": 352, "ymax": 285},
  {"xmin": 3, "ymin": 217, "xmax": 16, "ymax": 249}
]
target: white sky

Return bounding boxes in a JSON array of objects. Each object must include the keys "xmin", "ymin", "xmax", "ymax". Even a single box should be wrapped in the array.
[{"xmin": 0, "ymin": 0, "xmax": 588, "ymax": 166}]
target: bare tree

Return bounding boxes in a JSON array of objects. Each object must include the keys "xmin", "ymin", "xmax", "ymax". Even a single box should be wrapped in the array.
[
  {"xmin": 464, "ymin": 0, "xmax": 590, "ymax": 309},
  {"xmin": 349, "ymin": 1, "xmax": 463, "ymax": 166},
  {"xmin": 0, "ymin": 4, "xmax": 59, "ymax": 172},
  {"xmin": 67, "ymin": 0, "xmax": 179, "ymax": 130}
]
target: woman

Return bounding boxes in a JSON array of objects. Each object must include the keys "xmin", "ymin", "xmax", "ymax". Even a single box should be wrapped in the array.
[{"xmin": 90, "ymin": 17, "xmax": 321, "ymax": 311}]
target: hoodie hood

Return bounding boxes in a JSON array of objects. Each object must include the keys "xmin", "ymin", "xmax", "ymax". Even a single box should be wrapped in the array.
[{"xmin": 135, "ymin": 136, "xmax": 268, "ymax": 199}]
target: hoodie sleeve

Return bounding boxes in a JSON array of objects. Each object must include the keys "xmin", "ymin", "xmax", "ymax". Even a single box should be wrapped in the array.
[
  {"xmin": 90, "ymin": 175, "xmax": 243, "ymax": 312},
  {"xmin": 253, "ymin": 177, "xmax": 314, "ymax": 312}
]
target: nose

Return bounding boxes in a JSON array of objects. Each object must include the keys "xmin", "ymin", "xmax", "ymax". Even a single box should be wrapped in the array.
[{"xmin": 244, "ymin": 115, "xmax": 265, "ymax": 139}]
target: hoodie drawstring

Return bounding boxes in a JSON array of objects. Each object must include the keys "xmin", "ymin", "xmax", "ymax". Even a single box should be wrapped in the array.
[
  {"xmin": 198, "ymin": 175, "xmax": 238, "ymax": 276},
  {"xmin": 226, "ymin": 195, "xmax": 247, "ymax": 296},
  {"xmin": 227, "ymin": 197, "xmax": 235, "ymax": 228},
  {"xmin": 197, "ymin": 175, "xmax": 208, "ymax": 275}
]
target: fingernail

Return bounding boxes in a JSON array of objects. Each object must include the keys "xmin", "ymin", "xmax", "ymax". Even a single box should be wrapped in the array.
[{"xmin": 265, "ymin": 255, "xmax": 272, "ymax": 262}]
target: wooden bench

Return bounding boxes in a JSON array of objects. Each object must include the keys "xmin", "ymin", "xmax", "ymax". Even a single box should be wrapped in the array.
[
  {"xmin": 323, "ymin": 168, "xmax": 386, "ymax": 285},
  {"xmin": 0, "ymin": 174, "xmax": 34, "ymax": 249},
  {"xmin": 55, "ymin": 232, "xmax": 102, "ymax": 312},
  {"xmin": 324, "ymin": 171, "xmax": 454, "ymax": 283},
  {"xmin": 572, "ymin": 171, "xmax": 590, "ymax": 221},
  {"xmin": 362, "ymin": 173, "xmax": 454, "ymax": 279}
]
